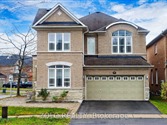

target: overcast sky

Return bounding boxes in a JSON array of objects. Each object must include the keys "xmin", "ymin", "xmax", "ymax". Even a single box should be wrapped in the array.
[{"xmin": 0, "ymin": 0, "xmax": 167, "ymax": 45}]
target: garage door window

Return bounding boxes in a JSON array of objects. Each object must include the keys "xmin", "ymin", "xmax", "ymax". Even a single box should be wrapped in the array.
[
  {"xmin": 108, "ymin": 76, "xmax": 114, "ymax": 81},
  {"xmin": 94, "ymin": 76, "xmax": 100, "ymax": 81},
  {"xmin": 87, "ymin": 76, "xmax": 93, "ymax": 81},
  {"xmin": 116, "ymin": 76, "xmax": 121, "ymax": 81},
  {"xmin": 137, "ymin": 76, "xmax": 143, "ymax": 81},
  {"xmin": 101, "ymin": 76, "xmax": 107, "ymax": 81},
  {"xmin": 123, "ymin": 76, "xmax": 129, "ymax": 81},
  {"xmin": 130, "ymin": 76, "xmax": 136, "ymax": 81}
]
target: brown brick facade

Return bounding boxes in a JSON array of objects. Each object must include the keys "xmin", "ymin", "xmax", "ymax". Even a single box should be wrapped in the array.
[{"xmin": 147, "ymin": 35, "xmax": 167, "ymax": 95}]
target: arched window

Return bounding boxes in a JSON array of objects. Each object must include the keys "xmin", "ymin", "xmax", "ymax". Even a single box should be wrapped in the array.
[
  {"xmin": 112, "ymin": 30, "xmax": 132, "ymax": 54},
  {"xmin": 48, "ymin": 65, "xmax": 70, "ymax": 88}
]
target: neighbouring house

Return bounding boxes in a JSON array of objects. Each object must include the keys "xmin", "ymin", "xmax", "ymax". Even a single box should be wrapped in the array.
[
  {"xmin": 0, "ymin": 73, "xmax": 6, "ymax": 87},
  {"xmin": 147, "ymin": 29, "xmax": 167, "ymax": 95},
  {"xmin": 32, "ymin": 3, "xmax": 152, "ymax": 101},
  {"xmin": 0, "ymin": 55, "xmax": 32, "ymax": 83}
]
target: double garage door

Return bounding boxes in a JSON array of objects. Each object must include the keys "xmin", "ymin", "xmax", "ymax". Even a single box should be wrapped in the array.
[{"xmin": 86, "ymin": 75, "xmax": 144, "ymax": 100}]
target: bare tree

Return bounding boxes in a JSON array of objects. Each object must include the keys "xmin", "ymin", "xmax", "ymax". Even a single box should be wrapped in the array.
[{"xmin": 0, "ymin": 27, "xmax": 36, "ymax": 96}]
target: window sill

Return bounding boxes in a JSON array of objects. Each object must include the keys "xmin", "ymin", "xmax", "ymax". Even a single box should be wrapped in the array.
[
  {"xmin": 48, "ymin": 87, "xmax": 71, "ymax": 89},
  {"xmin": 112, "ymin": 53, "xmax": 133, "ymax": 54},
  {"xmin": 48, "ymin": 51, "xmax": 71, "ymax": 52}
]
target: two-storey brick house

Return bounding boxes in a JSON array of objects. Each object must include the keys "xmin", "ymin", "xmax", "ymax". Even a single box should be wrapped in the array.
[
  {"xmin": 147, "ymin": 29, "xmax": 167, "ymax": 95},
  {"xmin": 33, "ymin": 3, "xmax": 151, "ymax": 101}
]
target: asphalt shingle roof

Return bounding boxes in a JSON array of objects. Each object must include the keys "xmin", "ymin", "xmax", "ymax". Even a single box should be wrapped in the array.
[
  {"xmin": 147, "ymin": 29, "xmax": 167, "ymax": 48},
  {"xmin": 84, "ymin": 55, "xmax": 150, "ymax": 66},
  {"xmin": 32, "ymin": 9, "xmax": 49, "ymax": 25},
  {"xmin": 79, "ymin": 12, "xmax": 119, "ymax": 31},
  {"xmin": 33, "ymin": 8, "xmax": 147, "ymax": 32}
]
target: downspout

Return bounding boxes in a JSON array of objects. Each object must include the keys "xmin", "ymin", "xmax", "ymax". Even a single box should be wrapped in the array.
[
  {"xmin": 83, "ymin": 27, "xmax": 89, "ymax": 66},
  {"xmin": 82, "ymin": 27, "xmax": 89, "ymax": 101}
]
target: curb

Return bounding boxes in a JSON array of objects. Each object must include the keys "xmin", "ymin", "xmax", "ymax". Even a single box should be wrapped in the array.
[{"xmin": 5, "ymin": 114, "xmax": 167, "ymax": 119}]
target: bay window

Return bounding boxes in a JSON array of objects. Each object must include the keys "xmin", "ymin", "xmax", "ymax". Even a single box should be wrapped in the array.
[
  {"xmin": 48, "ymin": 33, "xmax": 70, "ymax": 51},
  {"xmin": 112, "ymin": 30, "xmax": 132, "ymax": 54}
]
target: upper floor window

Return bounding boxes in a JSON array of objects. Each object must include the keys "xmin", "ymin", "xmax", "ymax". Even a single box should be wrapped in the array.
[
  {"xmin": 48, "ymin": 33, "xmax": 70, "ymax": 51},
  {"xmin": 48, "ymin": 65, "xmax": 70, "ymax": 88},
  {"xmin": 87, "ymin": 37, "xmax": 95, "ymax": 55},
  {"xmin": 151, "ymin": 70, "xmax": 153, "ymax": 84},
  {"xmin": 156, "ymin": 69, "xmax": 158, "ymax": 84},
  {"xmin": 112, "ymin": 30, "xmax": 132, "ymax": 54},
  {"xmin": 154, "ymin": 44, "xmax": 157, "ymax": 55}
]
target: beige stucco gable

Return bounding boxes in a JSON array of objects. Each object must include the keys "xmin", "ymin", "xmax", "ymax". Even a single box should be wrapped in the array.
[
  {"xmin": 33, "ymin": 3, "xmax": 86, "ymax": 27},
  {"xmin": 45, "ymin": 8, "xmax": 74, "ymax": 22}
]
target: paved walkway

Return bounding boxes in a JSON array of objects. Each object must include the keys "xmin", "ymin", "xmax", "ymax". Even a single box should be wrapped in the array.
[{"xmin": 0, "ymin": 95, "xmax": 11, "ymax": 99}]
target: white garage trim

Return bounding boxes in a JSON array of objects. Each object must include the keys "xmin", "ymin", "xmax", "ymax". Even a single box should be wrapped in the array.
[{"xmin": 86, "ymin": 75, "xmax": 145, "ymax": 100}]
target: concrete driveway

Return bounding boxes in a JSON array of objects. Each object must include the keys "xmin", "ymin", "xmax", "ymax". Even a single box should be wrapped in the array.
[{"xmin": 77, "ymin": 101, "xmax": 161, "ymax": 114}]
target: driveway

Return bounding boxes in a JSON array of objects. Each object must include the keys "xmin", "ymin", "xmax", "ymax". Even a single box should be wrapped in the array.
[
  {"xmin": 77, "ymin": 101, "xmax": 161, "ymax": 114},
  {"xmin": 70, "ymin": 118, "xmax": 167, "ymax": 125}
]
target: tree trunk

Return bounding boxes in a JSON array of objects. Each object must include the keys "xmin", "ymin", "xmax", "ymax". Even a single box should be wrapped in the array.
[{"xmin": 17, "ymin": 70, "xmax": 21, "ymax": 96}]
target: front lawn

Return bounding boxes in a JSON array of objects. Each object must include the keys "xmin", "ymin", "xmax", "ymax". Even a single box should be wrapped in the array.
[
  {"xmin": 150, "ymin": 96, "xmax": 167, "ymax": 114},
  {"xmin": 0, "ymin": 106, "xmax": 68, "ymax": 116},
  {"xmin": 0, "ymin": 117, "xmax": 70, "ymax": 125},
  {"xmin": 0, "ymin": 88, "xmax": 32, "ymax": 91}
]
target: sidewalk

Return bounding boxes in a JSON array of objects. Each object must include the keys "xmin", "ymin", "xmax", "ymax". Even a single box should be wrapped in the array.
[
  {"xmin": 0, "ymin": 95, "xmax": 15, "ymax": 99},
  {"xmin": 6, "ymin": 114, "xmax": 167, "ymax": 119}
]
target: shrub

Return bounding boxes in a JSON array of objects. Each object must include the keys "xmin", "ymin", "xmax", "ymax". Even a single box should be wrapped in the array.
[
  {"xmin": 161, "ymin": 82, "xmax": 167, "ymax": 100},
  {"xmin": 52, "ymin": 96, "xmax": 58, "ymax": 102},
  {"xmin": 60, "ymin": 90, "xmax": 68, "ymax": 98},
  {"xmin": 38, "ymin": 88, "xmax": 50, "ymax": 101}
]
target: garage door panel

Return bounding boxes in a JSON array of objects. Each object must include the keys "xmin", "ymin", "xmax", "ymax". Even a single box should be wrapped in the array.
[{"xmin": 86, "ymin": 76, "xmax": 144, "ymax": 100}]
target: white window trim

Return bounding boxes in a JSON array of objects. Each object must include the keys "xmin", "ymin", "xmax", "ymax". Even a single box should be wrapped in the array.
[
  {"xmin": 48, "ymin": 67, "xmax": 55, "ymax": 88},
  {"xmin": 48, "ymin": 33, "xmax": 71, "ymax": 52},
  {"xmin": 112, "ymin": 30, "xmax": 133, "ymax": 54},
  {"xmin": 46, "ymin": 61, "xmax": 72, "ymax": 67},
  {"xmin": 87, "ymin": 37, "xmax": 95, "ymax": 55},
  {"xmin": 48, "ymin": 65, "xmax": 71, "ymax": 89}
]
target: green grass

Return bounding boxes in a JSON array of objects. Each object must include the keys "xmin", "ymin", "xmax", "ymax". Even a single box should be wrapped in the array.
[
  {"xmin": 0, "ymin": 106, "xmax": 68, "ymax": 116},
  {"xmin": 150, "ymin": 96, "xmax": 167, "ymax": 114},
  {"xmin": 0, "ymin": 92, "xmax": 11, "ymax": 95},
  {"xmin": 0, "ymin": 117, "xmax": 70, "ymax": 125},
  {"xmin": 0, "ymin": 87, "xmax": 32, "ymax": 96},
  {"xmin": 0, "ymin": 88, "xmax": 32, "ymax": 91}
]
